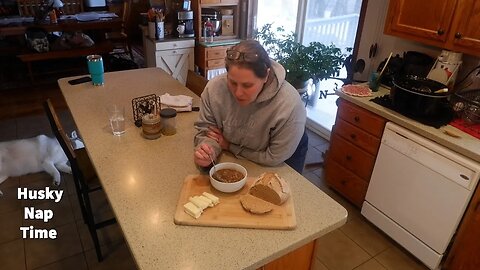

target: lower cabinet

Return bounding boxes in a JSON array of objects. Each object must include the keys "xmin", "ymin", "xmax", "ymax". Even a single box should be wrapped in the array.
[
  {"xmin": 325, "ymin": 99, "xmax": 386, "ymax": 207},
  {"xmin": 145, "ymin": 38, "xmax": 195, "ymax": 85},
  {"xmin": 258, "ymin": 240, "xmax": 315, "ymax": 270}
]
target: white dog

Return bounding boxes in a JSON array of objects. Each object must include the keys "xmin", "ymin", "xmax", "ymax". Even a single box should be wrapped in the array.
[{"xmin": 0, "ymin": 135, "xmax": 72, "ymax": 195}]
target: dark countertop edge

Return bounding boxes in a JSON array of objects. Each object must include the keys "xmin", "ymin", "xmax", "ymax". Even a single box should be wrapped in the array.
[{"xmin": 335, "ymin": 87, "xmax": 480, "ymax": 163}]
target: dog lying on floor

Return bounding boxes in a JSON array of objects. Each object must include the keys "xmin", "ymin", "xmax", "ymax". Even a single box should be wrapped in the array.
[{"xmin": 0, "ymin": 135, "xmax": 72, "ymax": 196}]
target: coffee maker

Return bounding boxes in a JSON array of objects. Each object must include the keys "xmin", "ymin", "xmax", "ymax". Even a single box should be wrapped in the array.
[{"xmin": 177, "ymin": 10, "xmax": 194, "ymax": 38}]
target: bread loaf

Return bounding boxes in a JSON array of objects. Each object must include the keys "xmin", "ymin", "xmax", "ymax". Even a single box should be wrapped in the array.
[{"xmin": 249, "ymin": 172, "xmax": 290, "ymax": 205}]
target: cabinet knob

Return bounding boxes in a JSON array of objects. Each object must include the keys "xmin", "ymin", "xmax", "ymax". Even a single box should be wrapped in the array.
[
  {"xmin": 341, "ymin": 180, "xmax": 347, "ymax": 185},
  {"xmin": 350, "ymin": 134, "xmax": 356, "ymax": 140},
  {"xmin": 437, "ymin": 29, "xmax": 445, "ymax": 35},
  {"xmin": 455, "ymin": 32, "xmax": 462, "ymax": 39},
  {"xmin": 173, "ymin": 50, "xmax": 177, "ymax": 54},
  {"xmin": 354, "ymin": 116, "xmax": 360, "ymax": 122},
  {"xmin": 346, "ymin": 155, "xmax": 352, "ymax": 161}
]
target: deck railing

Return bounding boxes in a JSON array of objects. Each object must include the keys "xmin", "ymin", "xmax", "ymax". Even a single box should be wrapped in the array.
[{"xmin": 303, "ymin": 13, "xmax": 360, "ymax": 50}]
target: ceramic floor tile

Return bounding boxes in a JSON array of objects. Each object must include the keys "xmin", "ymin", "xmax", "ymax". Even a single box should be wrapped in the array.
[
  {"xmin": 0, "ymin": 175, "xmax": 20, "ymax": 189},
  {"xmin": 375, "ymin": 246, "xmax": 429, "ymax": 270},
  {"xmin": 327, "ymin": 190, "xmax": 363, "ymax": 222},
  {"xmin": 76, "ymin": 221, "xmax": 125, "ymax": 252},
  {"xmin": 354, "ymin": 258, "xmax": 386, "ymax": 270},
  {"xmin": 305, "ymin": 146, "xmax": 324, "ymax": 167},
  {"xmin": 0, "ymin": 238, "xmax": 26, "ymax": 270},
  {"xmin": 0, "ymin": 118, "xmax": 17, "ymax": 140},
  {"xmin": 315, "ymin": 229, "xmax": 371, "ymax": 270},
  {"xmin": 15, "ymin": 114, "xmax": 53, "ymax": 139},
  {"xmin": 0, "ymin": 185, "xmax": 22, "ymax": 214},
  {"xmin": 35, "ymin": 253, "xmax": 88, "ymax": 270},
  {"xmin": 340, "ymin": 217, "xmax": 392, "ymax": 256},
  {"xmin": 24, "ymin": 222, "xmax": 83, "ymax": 270},
  {"xmin": 19, "ymin": 172, "xmax": 67, "ymax": 207},
  {"xmin": 0, "ymin": 209, "xmax": 23, "ymax": 244},
  {"xmin": 69, "ymin": 194, "xmax": 84, "ymax": 222},
  {"xmin": 85, "ymin": 242, "xmax": 137, "ymax": 270},
  {"xmin": 311, "ymin": 257, "xmax": 329, "ymax": 270}
]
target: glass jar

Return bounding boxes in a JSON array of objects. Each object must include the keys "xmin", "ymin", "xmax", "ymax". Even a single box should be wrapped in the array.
[
  {"xmin": 142, "ymin": 113, "xmax": 161, "ymax": 139},
  {"xmin": 160, "ymin": 108, "xmax": 177, "ymax": 136}
]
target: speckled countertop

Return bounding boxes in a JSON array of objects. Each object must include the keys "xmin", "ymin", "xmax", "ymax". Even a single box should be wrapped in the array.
[
  {"xmin": 58, "ymin": 68, "xmax": 347, "ymax": 270},
  {"xmin": 336, "ymin": 87, "xmax": 480, "ymax": 163}
]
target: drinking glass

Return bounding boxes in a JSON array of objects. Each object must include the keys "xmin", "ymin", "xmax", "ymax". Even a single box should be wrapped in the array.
[
  {"xmin": 87, "ymin": 54, "xmax": 104, "ymax": 86},
  {"xmin": 107, "ymin": 105, "xmax": 125, "ymax": 135}
]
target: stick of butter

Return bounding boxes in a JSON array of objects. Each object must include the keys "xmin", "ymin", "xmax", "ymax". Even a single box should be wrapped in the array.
[
  {"xmin": 197, "ymin": 195, "xmax": 214, "ymax": 207},
  {"xmin": 184, "ymin": 202, "xmax": 202, "ymax": 219},
  {"xmin": 189, "ymin": 196, "xmax": 209, "ymax": 210},
  {"xmin": 202, "ymin": 192, "xmax": 219, "ymax": 205}
]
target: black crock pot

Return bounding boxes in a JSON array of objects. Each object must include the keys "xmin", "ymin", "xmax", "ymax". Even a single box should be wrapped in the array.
[{"xmin": 391, "ymin": 75, "xmax": 450, "ymax": 117}]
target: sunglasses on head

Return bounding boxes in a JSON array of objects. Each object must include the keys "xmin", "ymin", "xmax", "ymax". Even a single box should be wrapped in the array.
[{"xmin": 226, "ymin": 49, "xmax": 260, "ymax": 62}]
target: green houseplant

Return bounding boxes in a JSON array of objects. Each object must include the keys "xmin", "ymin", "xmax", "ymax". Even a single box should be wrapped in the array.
[{"xmin": 254, "ymin": 24, "xmax": 349, "ymax": 90}]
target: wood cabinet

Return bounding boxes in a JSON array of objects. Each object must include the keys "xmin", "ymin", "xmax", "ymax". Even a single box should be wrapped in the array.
[
  {"xmin": 258, "ymin": 241, "xmax": 315, "ymax": 270},
  {"xmin": 325, "ymin": 99, "xmax": 386, "ymax": 207},
  {"xmin": 145, "ymin": 39, "xmax": 195, "ymax": 85},
  {"xmin": 385, "ymin": 0, "xmax": 480, "ymax": 57},
  {"xmin": 192, "ymin": 0, "xmax": 241, "ymax": 41},
  {"xmin": 195, "ymin": 44, "xmax": 235, "ymax": 78},
  {"xmin": 444, "ymin": 178, "xmax": 480, "ymax": 269}
]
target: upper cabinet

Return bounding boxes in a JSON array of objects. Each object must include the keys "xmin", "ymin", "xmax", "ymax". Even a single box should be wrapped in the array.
[
  {"xmin": 385, "ymin": 0, "xmax": 480, "ymax": 57},
  {"xmin": 192, "ymin": 0, "xmax": 241, "ymax": 41}
]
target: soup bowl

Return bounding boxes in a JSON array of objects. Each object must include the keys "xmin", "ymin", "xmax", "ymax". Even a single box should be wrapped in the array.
[{"xmin": 209, "ymin": 162, "xmax": 247, "ymax": 193}]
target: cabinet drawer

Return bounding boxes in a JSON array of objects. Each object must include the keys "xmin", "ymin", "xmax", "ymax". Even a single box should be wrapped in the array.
[
  {"xmin": 328, "ymin": 133, "xmax": 375, "ymax": 181},
  {"xmin": 337, "ymin": 99, "xmax": 386, "ymax": 137},
  {"xmin": 206, "ymin": 47, "xmax": 228, "ymax": 59},
  {"xmin": 155, "ymin": 39, "xmax": 195, "ymax": 51},
  {"xmin": 207, "ymin": 59, "xmax": 225, "ymax": 68},
  {"xmin": 325, "ymin": 157, "xmax": 368, "ymax": 208},
  {"xmin": 334, "ymin": 118, "xmax": 381, "ymax": 156}
]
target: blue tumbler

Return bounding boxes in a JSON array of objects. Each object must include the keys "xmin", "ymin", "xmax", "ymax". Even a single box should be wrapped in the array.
[{"xmin": 87, "ymin": 55, "xmax": 104, "ymax": 86}]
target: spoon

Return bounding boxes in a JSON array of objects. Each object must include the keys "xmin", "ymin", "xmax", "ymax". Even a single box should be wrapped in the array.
[{"xmin": 209, "ymin": 154, "xmax": 217, "ymax": 176}]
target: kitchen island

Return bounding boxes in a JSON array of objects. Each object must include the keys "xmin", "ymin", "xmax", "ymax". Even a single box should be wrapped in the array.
[
  {"xmin": 58, "ymin": 68, "xmax": 347, "ymax": 270},
  {"xmin": 336, "ymin": 87, "xmax": 480, "ymax": 163}
]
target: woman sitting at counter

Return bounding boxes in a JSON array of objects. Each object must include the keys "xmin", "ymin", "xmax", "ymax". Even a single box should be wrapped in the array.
[{"xmin": 193, "ymin": 40, "xmax": 308, "ymax": 173}]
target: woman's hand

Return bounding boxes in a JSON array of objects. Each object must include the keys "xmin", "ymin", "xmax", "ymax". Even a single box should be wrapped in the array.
[
  {"xmin": 194, "ymin": 143, "xmax": 215, "ymax": 167},
  {"xmin": 207, "ymin": 126, "xmax": 230, "ymax": 150}
]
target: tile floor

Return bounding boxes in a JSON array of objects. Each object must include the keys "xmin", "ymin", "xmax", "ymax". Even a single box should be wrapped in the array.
[{"xmin": 0, "ymin": 109, "xmax": 429, "ymax": 270}]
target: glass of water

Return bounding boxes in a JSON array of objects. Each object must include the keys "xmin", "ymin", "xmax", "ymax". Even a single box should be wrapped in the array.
[{"xmin": 107, "ymin": 104, "xmax": 125, "ymax": 135}]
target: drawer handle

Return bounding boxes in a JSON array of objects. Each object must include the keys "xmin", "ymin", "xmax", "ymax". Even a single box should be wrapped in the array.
[
  {"xmin": 341, "ymin": 180, "xmax": 347, "ymax": 185},
  {"xmin": 350, "ymin": 134, "xmax": 356, "ymax": 140},
  {"xmin": 354, "ymin": 116, "xmax": 360, "ymax": 122},
  {"xmin": 346, "ymin": 155, "xmax": 352, "ymax": 161},
  {"xmin": 173, "ymin": 43, "xmax": 177, "ymax": 47}
]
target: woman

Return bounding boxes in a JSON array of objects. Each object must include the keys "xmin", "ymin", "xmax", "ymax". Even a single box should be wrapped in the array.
[{"xmin": 193, "ymin": 40, "xmax": 308, "ymax": 173}]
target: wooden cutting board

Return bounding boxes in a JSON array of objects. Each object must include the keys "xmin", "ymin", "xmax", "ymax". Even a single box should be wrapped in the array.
[{"xmin": 174, "ymin": 175, "xmax": 296, "ymax": 230}]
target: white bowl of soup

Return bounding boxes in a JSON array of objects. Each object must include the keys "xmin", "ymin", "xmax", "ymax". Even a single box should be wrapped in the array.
[{"xmin": 209, "ymin": 162, "xmax": 247, "ymax": 193}]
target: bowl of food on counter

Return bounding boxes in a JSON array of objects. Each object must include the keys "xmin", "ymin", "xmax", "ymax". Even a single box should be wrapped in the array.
[{"xmin": 209, "ymin": 162, "xmax": 247, "ymax": 193}]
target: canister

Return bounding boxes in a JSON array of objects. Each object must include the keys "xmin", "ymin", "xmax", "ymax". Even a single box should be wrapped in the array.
[
  {"xmin": 142, "ymin": 113, "xmax": 161, "ymax": 139},
  {"xmin": 160, "ymin": 108, "xmax": 177, "ymax": 136}
]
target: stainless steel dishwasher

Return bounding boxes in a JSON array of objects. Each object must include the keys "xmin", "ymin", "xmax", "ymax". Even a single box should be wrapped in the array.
[{"xmin": 362, "ymin": 122, "xmax": 480, "ymax": 270}]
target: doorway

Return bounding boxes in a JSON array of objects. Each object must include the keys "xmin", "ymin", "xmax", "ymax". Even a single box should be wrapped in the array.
[{"xmin": 254, "ymin": 0, "xmax": 364, "ymax": 139}]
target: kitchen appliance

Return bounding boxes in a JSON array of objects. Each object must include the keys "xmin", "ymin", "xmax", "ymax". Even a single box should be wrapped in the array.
[
  {"xmin": 390, "ymin": 75, "xmax": 451, "ymax": 117},
  {"xmin": 378, "ymin": 51, "xmax": 435, "ymax": 87},
  {"xmin": 201, "ymin": 8, "xmax": 221, "ymax": 37},
  {"xmin": 362, "ymin": 122, "xmax": 480, "ymax": 270},
  {"xmin": 177, "ymin": 10, "xmax": 194, "ymax": 38},
  {"xmin": 427, "ymin": 50, "xmax": 463, "ymax": 89}
]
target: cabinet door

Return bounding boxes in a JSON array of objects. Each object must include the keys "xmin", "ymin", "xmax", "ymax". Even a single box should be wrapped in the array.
[
  {"xmin": 448, "ymin": 0, "xmax": 480, "ymax": 56},
  {"xmin": 385, "ymin": 0, "xmax": 457, "ymax": 45},
  {"xmin": 155, "ymin": 48, "xmax": 194, "ymax": 85}
]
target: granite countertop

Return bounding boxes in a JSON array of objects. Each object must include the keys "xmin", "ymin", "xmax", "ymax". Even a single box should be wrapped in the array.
[
  {"xmin": 58, "ymin": 68, "xmax": 347, "ymax": 270},
  {"xmin": 336, "ymin": 86, "xmax": 480, "ymax": 163}
]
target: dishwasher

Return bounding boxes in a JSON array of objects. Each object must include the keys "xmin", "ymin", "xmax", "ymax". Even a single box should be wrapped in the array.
[{"xmin": 361, "ymin": 122, "xmax": 480, "ymax": 270}]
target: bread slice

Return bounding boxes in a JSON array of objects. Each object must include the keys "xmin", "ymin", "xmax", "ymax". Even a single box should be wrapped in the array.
[
  {"xmin": 240, "ymin": 194, "xmax": 273, "ymax": 214},
  {"xmin": 249, "ymin": 172, "xmax": 290, "ymax": 205}
]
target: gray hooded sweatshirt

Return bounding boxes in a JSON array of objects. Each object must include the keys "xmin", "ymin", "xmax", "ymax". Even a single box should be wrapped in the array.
[{"xmin": 194, "ymin": 60, "xmax": 306, "ymax": 167}]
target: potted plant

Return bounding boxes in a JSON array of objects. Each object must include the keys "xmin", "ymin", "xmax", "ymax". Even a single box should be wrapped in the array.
[{"xmin": 254, "ymin": 24, "xmax": 349, "ymax": 91}]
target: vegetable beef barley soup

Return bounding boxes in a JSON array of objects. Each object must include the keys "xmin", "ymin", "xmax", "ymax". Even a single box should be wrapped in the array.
[{"xmin": 213, "ymin": 169, "xmax": 244, "ymax": 183}]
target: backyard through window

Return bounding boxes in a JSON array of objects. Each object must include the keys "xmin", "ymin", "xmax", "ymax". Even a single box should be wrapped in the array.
[{"xmin": 256, "ymin": 0, "xmax": 362, "ymax": 138}]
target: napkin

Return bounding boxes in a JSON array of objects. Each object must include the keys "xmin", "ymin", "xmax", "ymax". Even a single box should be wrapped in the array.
[{"xmin": 160, "ymin": 93, "xmax": 193, "ymax": 112}]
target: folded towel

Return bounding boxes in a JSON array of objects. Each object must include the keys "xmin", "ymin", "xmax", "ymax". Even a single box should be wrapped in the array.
[{"xmin": 160, "ymin": 93, "xmax": 193, "ymax": 112}]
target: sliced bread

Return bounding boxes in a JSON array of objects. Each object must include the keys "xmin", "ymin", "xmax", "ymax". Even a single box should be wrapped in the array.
[{"xmin": 240, "ymin": 194, "xmax": 273, "ymax": 214}]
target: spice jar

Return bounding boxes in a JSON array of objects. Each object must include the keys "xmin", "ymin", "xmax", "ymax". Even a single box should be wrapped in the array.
[
  {"xmin": 142, "ymin": 113, "xmax": 161, "ymax": 139},
  {"xmin": 160, "ymin": 108, "xmax": 177, "ymax": 136}
]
